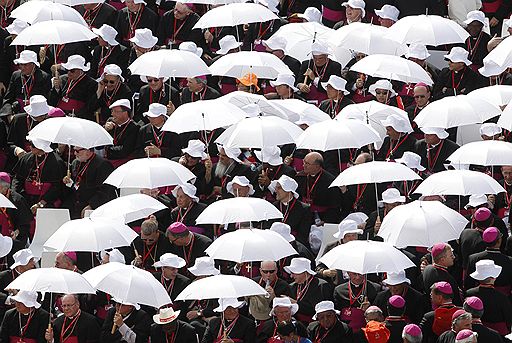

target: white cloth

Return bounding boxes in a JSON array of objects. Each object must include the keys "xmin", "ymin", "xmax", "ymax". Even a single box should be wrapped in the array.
[{"xmin": 448, "ymin": 0, "xmax": 482, "ymax": 26}]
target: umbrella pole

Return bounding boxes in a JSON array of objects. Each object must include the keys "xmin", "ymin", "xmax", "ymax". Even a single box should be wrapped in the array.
[
  {"xmin": 374, "ymin": 182, "xmax": 380, "ymax": 223},
  {"xmin": 111, "ymin": 300, "xmax": 121, "ymax": 334},
  {"xmin": 67, "ymin": 144, "xmax": 71, "ymax": 177},
  {"xmin": 48, "ymin": 292, "xmax": 53, "ymax": 327},
  {"xmin": 202, "ymin": 113, "xmax": 209, "ymax": 155},
  {"xmin": 337, "ymin": 149, "xmax": 342, "ymax": 173}
]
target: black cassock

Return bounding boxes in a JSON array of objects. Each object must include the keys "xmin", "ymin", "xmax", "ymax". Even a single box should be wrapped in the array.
[
  {"xmin": 150, "ymin": 320, "xmax": 199, "ymax": 343},
  {"xmin": 136, "ymin": 123, "xmax": 182, "ymax": 159},
  {"xmin": 115, "ymin": 6, "xmax": 159, "ymax": 46},
  {"xmin": 466, "ymin": 285, "xmax": 512, "ymax": 336},
  {"xmin": 99, "ymin": 307, "xmax": 152, "ymax": 343},
  {"xmin": 52, "ymin": 310, "xmax": 101, "ymax": 343},
  {"xmin": 157, "ymin": 11, "xmax": 202, "ymax": 47},
  {"xmin": 414, "ymin": 138, "xmax": 460, "ymax": 174},
  {"xmin": 0, "ymin": 307, "xmax": 50, "ymax": 343},
  {"xmin": 202, "ymin": 315, "xmax": 255, "ymax": 343},
  {"xmin": 306, "ymin": 320, "xmax": 354, "ymax": 343},
  {"xmin": 169, "ymin": 233, "xmax": 212, "ymax": 269},
  {"xmin": 48, "ymin": 74, "xmax": 98, "ymax": 120}
]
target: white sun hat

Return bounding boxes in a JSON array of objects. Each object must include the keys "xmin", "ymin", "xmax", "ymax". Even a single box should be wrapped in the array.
[
  {"xmin": 268, "ymin": 175, "xmax": 299, "ymax": 198},
  {"xmin": 284, "ymin": 257, "xmax": 315, "ymax": 275},
  {"xmin": 153, "ymin": 253, "xmax": 186, "ymax": 268},
  {"xmin": 92, "ymin": 24, "xmax": 119, "ymax": 46}
]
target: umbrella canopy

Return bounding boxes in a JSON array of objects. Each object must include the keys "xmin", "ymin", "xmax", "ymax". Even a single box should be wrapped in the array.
[
  {"xmin": 6, "ymin": 267, "xmax": 95, "ymax": 294},
  {"xmin": 295, "ymin": 118, "xmax": 381, "ymax": 151},
  {"xmin": 90, "ymin": 194, "xmax": 167, "ymax": 223},
  {"xmin": 318, "ymin": 240, "xmax": 416, "ymax": 274},
  {"xmin": 83, "ymin": 262, "xmax": 171, "ymax": 307},
  {"xmin": 413, "ymin": 95, "xmax": 501, "ymax": 129},
  {"xmin": 209, "ymin": 51, "xmax": 293, "ymax": 79},
  {"xmin": 128, "ymin": 49, "xmax": 210, "ymax": 79},
  {"xmin": 497, "ymin": 101, "xmax": 512, "ymax": 131},
  {"xmin": 219, "ymin": 91, "xmax": 287, "ymax": 118},
  {"xmin": 215, "ymin": 116, "xmax": 303, "ymax": 149},
  {"xmin": 162, "ymin": 99, "xmax": 245, "ymax": 134},
  {"xmin": 193, "ymin": 3, "xmax": 279, "ymax": 29},
  {"xmin": 483, "ymin": 35, "xmax": 512, "ymax": 69},
  {"xmin": 27, "ymin": 117, "xmax": 113, "ymax": 149},
  {"xmin": 269, "ymin": 99, "xmax": 330, "ymax": 124},
  {"xmin": 378, "ymin": 200, "xmax": 469, "ymax": 248},
  {"xmin": 186, "ymin": 0, "xmax": 248, "ymax": 3},
  {"xmin": 49, "ymin": 0, "xmax": 105, "ymax": 6},
  {"xmin": 104, "ymin": 158, "xmax": 196, "ymax": 189},
  {"xmin": 205, "ymin": 229, "xmax": 297, "ymax": 263},
  {"xmin": 11, "ymin": 20, "xmax": 96, "ymax": 46},
  {"xmin": 414, "ymin": 170, "xmax": 506, "ymax": 196},
  {"xmin": 263, "ymin": 22, "xmax": 335, "ymax": 62},
  {"xmin": 468, "ymin": 85, "xmax": 512, "ymax": 108},
  {"xmin": 350, "ymin": 54, "xmax": 433, "ymax": 85},
  {"xmin": 0, "ymin": 193, "xmax": 16, "ymax": 209},
  {"xmin": 447, "ymin": 140, "xmax": 512, "ymax": 166},
  {"xmin": 329, "ymin": 161, "xmax": 421, "ymax": 187},
  {"xmin": 385, "ymin": 14, "xmax": 470, "ymax": 46},
  {"xmin": 195, "ymin": 197, "xmax": 283, "ymax": 224},
  {"xmin": 11, "ymin": 1, "xmax": 87, "ymax": 25},
  {"xmin": 333, "ymin": 22, "xmax": 407, "ymax": 56},
  {"xmin": 176, "ymin": 274, "xmax": 267, "ymax": 301},
  {"xmin": 44, "ymin": 217, "xmax": 138, "ymax": 252}
]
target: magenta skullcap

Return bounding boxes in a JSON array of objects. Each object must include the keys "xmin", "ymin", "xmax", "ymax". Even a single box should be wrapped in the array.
[
  {"xmin": 456, "ymin": 329, "xmax": 476, "ymax": 341},
  {"xmin": 167, "ymin": 222, "xmax": 188, "ymax": 234},
  {"xmin": 452, "ymin": 309, "xmax": 466, "ymax": 321},
  {"xmin": 403, "ymin": 324, "xmax": 422, "ymax": 337},
  {"xmin": 431, "ymin": 243, "xmax": 449, "ymax": 259},
  {"xmin": 389, "ymin": 295, "xmax": 405, "ymax": 309},
  {"xmin": 482, "ymin": 227, "xmax": 500, "ymax": 243},
  {"xmin": 185, "ymin": 3, "xmax": 195, "ymax": 9},
  {"xmin": 433, "ymin": 281, "xmax": 453, "ymax": 295},
  {"xmin": 415, "ymin": 82, "xmax": 429, "ymax": 90},
  {"xmin": 464, "ymin": 296, "xmax": 483, "ymax": 311},
  {"xmin": 474, "ymin": 207, "xmax": 491, "ymax": 222},
  {"xmin": 64, "ymin": 251, "xmax": 77, "ymax": 263},
  {"xmin": 48, "ymin": 107, "xmax": 65, "ymax": 118},
  {"xmin": 0, "ymin": 172, "xmax": 11, "ymax": 184}
]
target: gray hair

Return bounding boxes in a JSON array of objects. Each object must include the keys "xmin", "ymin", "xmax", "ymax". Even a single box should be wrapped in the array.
[
  {"xmin": 141, "ymin": 219, "xmax": 158, "ymax": 235},
  {"xmin": 452, "ymin": 312, "xmax": 472, "ymax": 329}
]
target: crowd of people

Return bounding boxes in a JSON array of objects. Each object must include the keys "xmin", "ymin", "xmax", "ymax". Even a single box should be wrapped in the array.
[{"xmin": 0, "ymin": 0, "xmax": 510, "ymax": 342}]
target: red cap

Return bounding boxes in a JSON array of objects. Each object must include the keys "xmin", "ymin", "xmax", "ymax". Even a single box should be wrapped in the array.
[
  {"xmin": 388, "ymin": 295, "xmax": 405, "ymax": 309},
  {"xmin": 464, "ymin": 296, "xmax": 483, "ymax": 311},
  {"xmin": 431, "ymin": 243, "xmax": 448, "ymax": 259},
  {"xmin": 474, "ymin": 207, "xmax": 491, "ymax": 222},
  {"xmin": 0, "ymin": 172, "xmax": 11, "ymax": 184},
  {"xmin": 452, "ymin": 309, "xmax": 466, "ymax": 321},
  {"xmin": 167, "ymin": 222, "xmax": 188, "ymax": 234},
  {"xmin": 482, "ymin": 227, "xmax": 500, "ymax": 243},
  {"xmin": 433, "ymin": 281, "xmax": 453, "ymax": 295}
]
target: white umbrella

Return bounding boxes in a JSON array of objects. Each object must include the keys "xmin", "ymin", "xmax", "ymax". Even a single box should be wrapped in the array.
[
  {"xmin": 49, "ymin": 0, "xmax": 105, "ymax": 6},
  {"xmin": 385, "ymin": 14, "xmax": 470, "ymax": 46},
  {"xmin": 378, "ymin": 200, "xmax": 469, "ymax": 248},
  {"xmin": 193, "ymin": 3, "xmax": 279, "ymax": 29},
  {"xmin": 264, "ymin": 22, "xmax": 335, "ymax": 62},
  {"xmin": 176, "ymin": 274, "xmax": 266, "ymax": 301},
  {"xmin": 318, "ymin": 240, "xmax": 416, "ymax": 274},
  {"xmin": 195, "ymin": 197, "xmax": 283, "ymax": 224},
  {"xmin": 90, "ymin": 194, "xmax": 167, "ymax": 224},
  {"xmin": 295, "ymin": 118, "xmax": 381, "ymax": 151},
  {"xmin": 468, "ymin": 85, "xmax": 512, "ymax": 108},
  {"xmin": 205, "ymin": 229, "xmax": 297, "ymax": 263},
  {"xmin": 330, "ymin": 161, "xmax": 421, "ymax": 187},
  {"xmin": 128, "ymin": 49, "xmax": 210, "ymax": 79},
  {"xmin": 333, "ymin": 22, "xmax": 407, "ymax": 56},
  {"xmin": 219, "ymin": 91, "xmax": 287, "ymax": 119},
  {"xmin": 162, "ymin": 99, "xmax": 245, "ymax": 134},
  {"xmin": 497, "ymin": 101, "xmax": 512, "ymax": 131},
  {"xmin": 215, "ymin": 115, "xmax": 303, "ymax": 148},
  {"xmin": 104, "ymin": 158, "xmax": 196, "ymax": 189},
  {"xmin": 184, "ymin": 0, "xmax": 248, "ymax": 3},
  {"xmin": 209, "ymin": 51, "xmax": 293, "ymax": 79},
  {"xmin": 350, "ymin": 54, "xmax": 434, "ymax": 85},
  {"xmin": 11, "ymin": 1, "xmax": 87, "ymax": 26},
  {"xmin": 447, "ymin": 140, "xmax": 512, "ymax": 166},
  {"xmin": 83, "ymin": 262, "xmax": 171, "ymax": 307},
  {"xmin": 414, "ymin": 170, "xmax": 506, "ymax": 196},
  {"xmin": 27, "ymin": 117, "xmax": 113, "ymax": 149},
  {"xmin": 0, "ymin": 193, "xmax": 16, "ymax": 209},
  {"xmin": 44, "ymin": 217, "xmax": 138, "ymax": 252},
  {"xmin": 11, "ymin": 20, "xmax": 96, "ymax": 46},
  {"xmin": 483, "ymin": 35, "xmax": 512, "ymax": 69},
  {"xmin": 413, "ymin": 95, "xmax": 501, "ymax": 129},
  {"xmin": 6, "ymin": 267, "xmax": 96, "ymax": 294},
  {"xmin": 269, "ymin": 99, "xmax": 330, "ymax": 124}
]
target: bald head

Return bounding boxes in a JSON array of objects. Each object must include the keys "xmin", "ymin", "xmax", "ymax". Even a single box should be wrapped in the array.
[
  {"xmin": 354, "ymin": 152, "xmax": 372, "ymax": 165},
  {"xmin": 303, "ymin": 152, "xmax": 323, "ymax": 175}
]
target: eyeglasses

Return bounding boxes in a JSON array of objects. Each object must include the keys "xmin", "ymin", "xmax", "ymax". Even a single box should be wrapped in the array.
[
  {"xmin": 414, "ymin": 95, "xmax": 427, "ymax": 99},
  {"xmin": 61, "ymin": 303, "xmax": 77, "ymax": 308},
  {"xmin": 147, "ymin": 78, "xmax": 160, "ymax": 83},
  {"xmin": 261, "ymin": 269, "xmax": 276, "ymax": 274},
  {"xmin": 375, "ymin": 90, "xmax": 389, "ymax": 95},
  {"xmin": 103, "ymin": 79, "xmax": 117, "ymax": 85}
]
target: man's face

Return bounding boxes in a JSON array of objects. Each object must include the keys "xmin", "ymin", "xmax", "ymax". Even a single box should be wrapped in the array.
[
  {"xmin": 141, "ymin": 231, "xmax": 159, "ymax": 246},
  {"xmin": 379, "ymin": 18, "xmax": 394, "ymax": 28},
  {"xmin": 313, "ymin": 54, "xmax": 328, "ymax": 66},
  {"xmin": 224, "ymin": 306, "xmax": 239, "ymax": 320},
  {"xmin": 67, "ymin": 68, "xmax": 83, "ymax": 81},
  {"xmin": 103, "ymin": 75, "xmax": 120, "ymax": 92},
  {"xmin": 439, "ymin": 248, "xmax": 455, "ymax": 268},
  {"xmin": 18, "ymin": 63, "xmax": 35, "ymax": 76},
  {"xmin": 162, "ymin": 266, "xmax": 178, "ymax": 279},
  {"xmin": 345, "ymin": 6, "xmax": 362, "ymax": 22},
  {"xmin": 385, "ymin": 126, "xmax": 400, "ymax": 140},
  {"xmin": 424, "ymin": 133, "xmax": 441, "ymax": 145},
  {"xmin": 342, "ymin": 233, "xmax": 358, "ymax": 243},
  {"xmin": 174, "ymin": 3, "xmax": 190, "ymax": 20},
  {"xmin": 273, "ymin": 306, "xmax": 291, "ymax": 322},
  {"xmin": 115, "ymin": 303, "xmax": 134, "ymax": 316},
  {"xmin": 388, "ymin": 283, "xmax": 406, "ymax": 296},
  {"xmin": 275, "ymin": 84, "xmax": 290, "ymax": 98},
  {"xmin": 61, "ymin": 296, "xmax": 80, "ymax": 317},
  {"xmin": 303, "ymin": 155, "xmax": 320, "ymax": 175},
  {"xmin": 218, "ymin": 148, "xmax": 232, "ymax": 166},
  {"xmin": 414, "ymin": 86, "xmax": 430, "ymax": 107},
  {"xmin": 448, "ymin": 61, "xmax": 465, "ymax": 72},
  {"xmin": 375, "ymin": 89, "xmax": 390, "ymax": 103},
  {"xmin": 291, "ymin": 271, "xmax": 309, "ymax": 284},
  {"xmin": 326, "ymin": 85, "xmax": 340, "ymax": 100},
  {"xmin": 183, "ymin": 153, "xmax": 200, "ymax": 167},
  {"xmin": 317, "ymin": 311, "xmax": 337, "ymax": 329},
  {"xmin": 408, "ymin": 57, "xmax": 426, "ymax": 67},
  {"xmin": 260, "ymin": 262, "xmax": 277, "ymax": 282},
  {"xmin": 74, "ymin": 147, "xmax": 91, "ymax": 163},
  {"xmin": 502, "ymin": 166, "xmax": 512, "ymax": 184},
  {"xmin": 18, "ymin": 258, "xmax": 36, "ymax": 273},
  {"xmin": 111, "ymin": 106, "xmax": 129, "ymax": 125},
  {"xmin": 176, "ymin": 188, "xmax": 193, "ymax": 208},
  {"xmin": 187, "ymin": 78, "xmax": 203, "ymax": 92},
  {"xmin": 14, "ymin": 301, "xmax": 30, "ymax": 314},
  {"xmin": 148, "ymin": 115, "xmax": 166, "ymax": 127},
  {"xmin": 232, "ymin": 184, "xmax": 250, "ymax": 197},
  {"xmin": 348, "ymin": 272, "xmax": 364, "ymax": 285},
  {"xmin": 147, "ymin": 77, "xmax": 163, "ymax": 92},
  {"xmin": 55, "ymin": 254, "xmax": 74, "ymax": 270},
  {"xmin": 454, "ymin": 318, "xmax": 472, "ymax": 332},
  {"xmin": 125, "ymin": 0, "xmax": 140, "ymax": 13},
  {"xmin": 466, "ymin": 21, "xmax": 483, "ymax": 37},
  {"xmin": 274, "ymin": 183, "xmax": 289, "ymax": 202}
]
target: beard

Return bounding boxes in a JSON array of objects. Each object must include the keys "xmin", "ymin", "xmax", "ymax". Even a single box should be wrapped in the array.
[{"xmin": 215, "ymin": 160, "xmax": 231, "ymax": 178}]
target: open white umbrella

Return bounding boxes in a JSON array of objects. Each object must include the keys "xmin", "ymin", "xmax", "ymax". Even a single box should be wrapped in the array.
[
  {"xmin": 350, "ymin": 54, "xmax": 434, "ymax": 85},
  {"xmin": 378, "ymin": 200, "xmax": 468, "ymax": 248},
  {"xmin": 263, "ymin": 22, "xmax": 335, "ymax": 62},
  {"xmin": 162, "ymin": 99, "xmax": 245, "ymax": 134},
  {"xmin": 318, "ymin": 240, "xmax": 416, "ymax": 274},
  {"xmin": 220, "ymin": 91, "xmax": 287, "ymax": 118},
  {"xmin": 193, "ymin": 3, "xmax": 279, "ymax": 29},
  {"xmin": 295, "ymin": 118, "xmax": 381, "ymax": 151},
  {"xmin": 497, "ymin": 101, "xmax": 512, "ymax": 131},
  {"xmin": 483, "ymin": 35, "xmax": 512, "ymax": 69},
  {"xmin": 333, "ymin": 22, "xmax": 407, "ymax": 56},
  {"xmin": 196, "ymin": 197, "xmax": 283, "ymax": 224},
  {"xmin": 447, "ymin": 140, "xmax": 512, "ymax": 166},
  {"xmin": 48, "ymin": 0, "xmax": 105, "ymax": 6},
  {"xmin": 205, "ymin": 229, "xmax": 297, "ymax": 263},
  {"xmin": 269, "ymin": 99, "xmax": 330, "ymax": 124},
  {"xmin": 27, "ymin": 117, "xmax": 113, "ymax": 149},
  {"xmin": 104, "ymin": 158, "xmax": 196, "ymax": 189},
  {"xmin": 176, "ymin": 274, "xmax": 267, "ymax": 301},
  {"xmin": 385, "ymin": 14, "xmax": 470, "ymax": 46},
  {"xmin": 6, "ymin": 267, "xmax": 96, "ymax": 294},
  {"xmin": 128, "ymin": 49, "xmax": 210, "ymax": 79},
  {"xmin": 468, "ymin": 85, "xmax": 512, "ymax": 108},
  {"xmin": 209, "ymin": 51, "xmax": 292, "ymax": 79},
  {"xmin": 11, "ymin": 20, "xmax": 96, "ymax": 46},
  {"xmin": 90, "ymin": 194, "xmax": 167, "ymax": 224},
  {"xmin": 11, "ymin": 1, "xmax": 87, "ymax": 26},
  {"xmin": 44, "ymin": 217, "xmax": 138, "ymax": 252},
  {"xmin": 83, "ymin": 262, "xmax": 171, "ymax": 307},
  {"xmin": 414, "ymin": 170, "xmax": 506, "ymax": 196},
  {"xmin": 215, "ymin": 116, "xmax": 303, "ymax": 149},
  {"xmin": 413, "ymin": 95, "xmax": 501, "ymax": 129},
  {"xmin": 330, "ymin": 161, "xmax": 421, "ymax": 187}
]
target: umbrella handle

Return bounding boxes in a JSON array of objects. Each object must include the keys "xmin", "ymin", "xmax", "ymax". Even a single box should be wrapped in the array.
[
  {"xmin": 111, "ymin": 310, "xmax": 120, "ymax": 334},
  {"xmin": 133, "ymin": 244, "xmax": 140, "ymax": 258}
]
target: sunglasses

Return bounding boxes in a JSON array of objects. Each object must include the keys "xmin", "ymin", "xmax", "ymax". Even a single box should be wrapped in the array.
[
  {"xmin": 103, "ymin": 79, "xmax": 117, "ymax": 85},
  {"xmin": 260, "ymin": 269, "xmax": 276, "ymax": 274},
  {"xmin": 414, "ymin": 95, "xmax": 426, "ymax": 98},
  {"xmin": 147, "ymin": 78, "xmax": 160, "ymax": 83}
]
